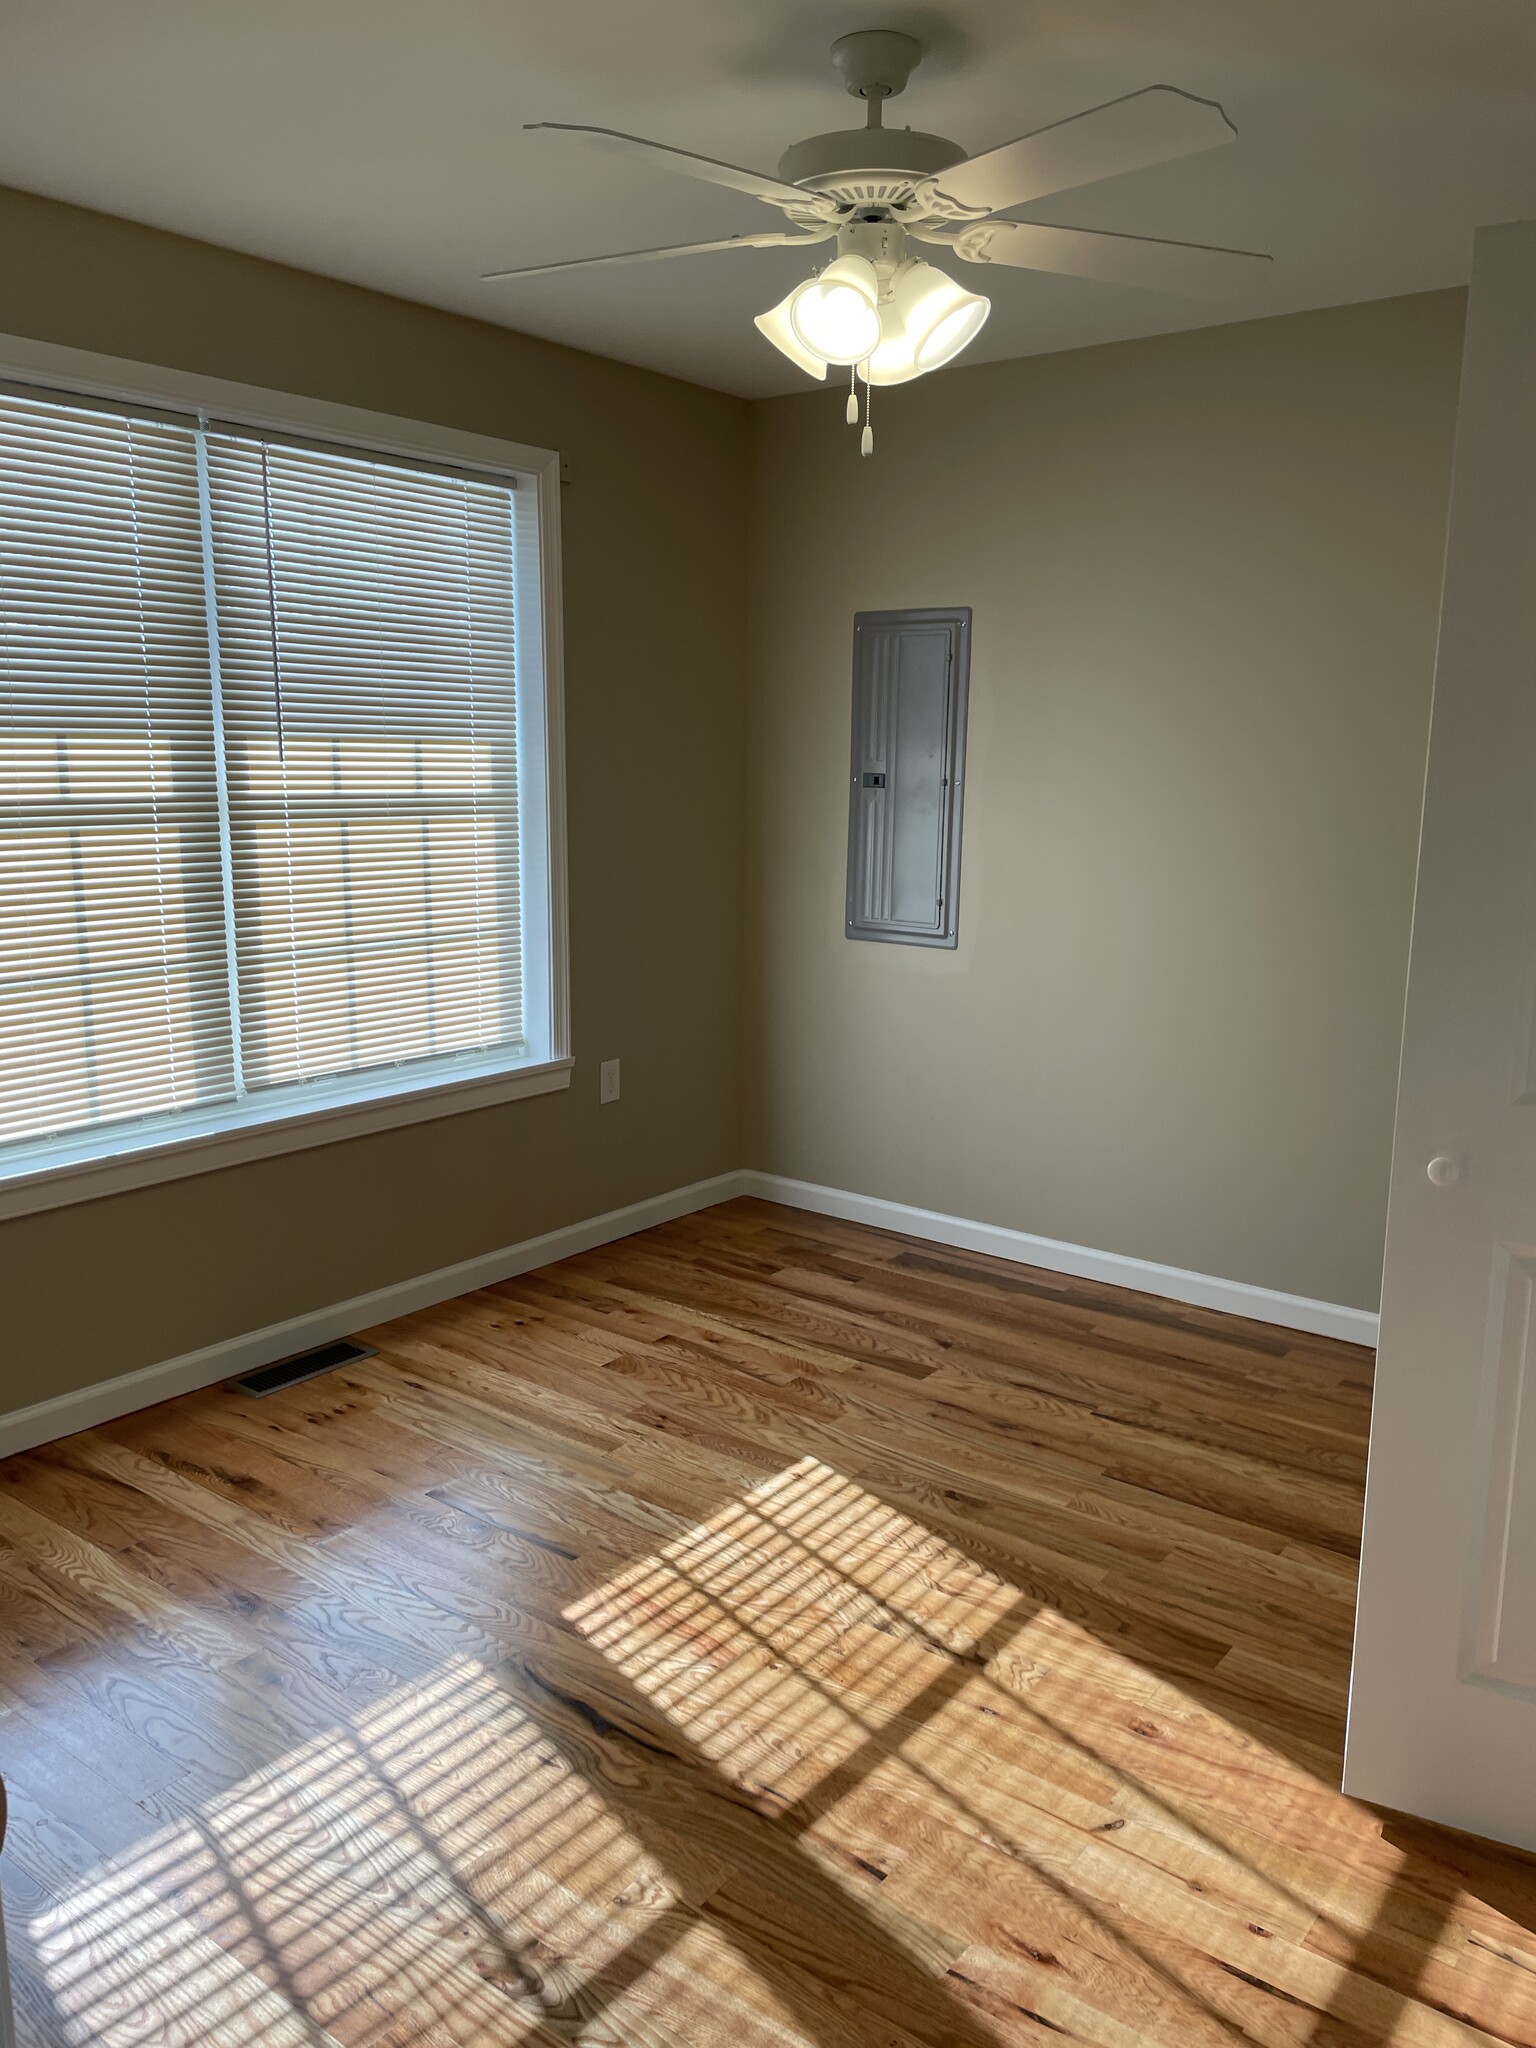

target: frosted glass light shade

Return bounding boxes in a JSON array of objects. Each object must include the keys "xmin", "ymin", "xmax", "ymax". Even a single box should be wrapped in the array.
[
  {"xmin": 788, "ymin": 255, "xmax": 881, "ymax": 366},
  {"xmin": 891, "ymin": 261, "xmax": 990, "ymax": 371},
  {"xmin": 859, "ymin": 299, "xmax": 921, "ymax": 387},
  {"xmin": 918, "ymin": 295, "xmax": 990, "ymax": 369},
  {"xmin": 754, "ymin": 291, "xmax": 829, "ymax": 380}
]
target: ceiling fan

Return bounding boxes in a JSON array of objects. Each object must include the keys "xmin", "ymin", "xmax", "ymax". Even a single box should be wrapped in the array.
[{"xmin": 485, "ymin": 30, "xmax": 1271, "ymax": 452}]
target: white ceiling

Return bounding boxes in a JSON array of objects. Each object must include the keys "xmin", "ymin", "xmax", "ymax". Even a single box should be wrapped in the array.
[{"xmin": 3, "ymin": 0, "xmax": 1536, "ymax": 397}]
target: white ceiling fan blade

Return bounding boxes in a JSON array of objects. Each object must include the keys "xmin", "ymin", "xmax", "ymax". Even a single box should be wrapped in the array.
[
  {"xmin": 525, "ymin": 124, "xmax": 839, "ymax": 219},
  {"xmin": 946, "ymin": 217, "xmax": 1272, "ymax": 298},
  {"xmin": 921, "ymin": 86, "xmax": 1238, "ymax": 220},
  {"xmin": 481, "ymin": 230, "xmax": 830, "ymax": 283}
]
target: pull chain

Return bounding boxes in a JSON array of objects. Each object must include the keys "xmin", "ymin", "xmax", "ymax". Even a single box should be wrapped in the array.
[
  {"xmin": 846, "ymin": 364, "xmax": 859, "ymax": 427},
  {"xmin": 860, "ymin": 371, "xmax": 874, "ymax": 457}
]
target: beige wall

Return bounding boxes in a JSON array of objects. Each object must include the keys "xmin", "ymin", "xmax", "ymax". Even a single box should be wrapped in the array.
[
  {"xmin": 0, "ymin": 185, "xmax": 748, "ymax": 1410},
  {"xmin": 745, "ymin": 291, "xmax": 1466, "ymax": 1311},
  {"xmin": 0, "ymin": 198, "xmax": 1466, "ymax": 1405}
]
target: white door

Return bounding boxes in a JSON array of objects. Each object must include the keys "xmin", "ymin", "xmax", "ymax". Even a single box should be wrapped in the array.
[{"xmin": 1348, "ymin": 219, "xmax": 1536, "ymax": 1849}]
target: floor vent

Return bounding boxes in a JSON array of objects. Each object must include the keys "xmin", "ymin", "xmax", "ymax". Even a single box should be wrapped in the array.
[{"xmin": 232, "ymin": 1339, "xmax": 375, "ymax": 1398}]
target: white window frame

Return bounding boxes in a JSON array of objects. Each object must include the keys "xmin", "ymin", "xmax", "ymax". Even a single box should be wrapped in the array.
[{"xmin": 0, "ymin": 332, "xmax": 571, "ymax": 1221}]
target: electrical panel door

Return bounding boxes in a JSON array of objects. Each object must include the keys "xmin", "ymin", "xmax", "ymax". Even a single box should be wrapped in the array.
[{"xmin": 845, "ymin": 607, "xmax": 970, "ymax": 947}]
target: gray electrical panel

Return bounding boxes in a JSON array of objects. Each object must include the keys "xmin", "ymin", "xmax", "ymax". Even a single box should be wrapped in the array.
[{"xmin": 845, "ymin": 607, "xmax": 970, "ymax": 948}]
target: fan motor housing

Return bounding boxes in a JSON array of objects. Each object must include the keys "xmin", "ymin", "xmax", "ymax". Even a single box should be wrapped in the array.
[{"xmin": 777, "ymin": 127, "xmax": 966, "ymax": 208}]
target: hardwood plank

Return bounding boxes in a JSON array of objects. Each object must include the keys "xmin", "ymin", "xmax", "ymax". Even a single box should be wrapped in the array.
[{"xmin": 0, "ymin": 1196, "xmax": 1532, "ymax": 2048}]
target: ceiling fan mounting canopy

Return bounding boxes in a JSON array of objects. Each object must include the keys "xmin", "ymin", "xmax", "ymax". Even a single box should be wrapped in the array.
[{"xmin": 830, "ymin": 29, "xmax": 924, "ymax": 102}]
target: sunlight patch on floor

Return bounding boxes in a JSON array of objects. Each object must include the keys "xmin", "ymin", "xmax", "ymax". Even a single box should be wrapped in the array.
[
  {"xmin": 23, "ymin": 1657, "xmax": 745, "ymax": 2047},
  {"xmin": 567, "ymin": 1456, "xmax": 1444, "ymax": 2044},
  {"xmin": 19, "ymin": 1456, "xmax": 1484, "ymax": 2047}
]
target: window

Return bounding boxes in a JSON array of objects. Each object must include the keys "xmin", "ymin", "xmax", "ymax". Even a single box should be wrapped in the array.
[{"xmin": 0, "ymin": 370, "xmax": 567, "ymax": 1215}]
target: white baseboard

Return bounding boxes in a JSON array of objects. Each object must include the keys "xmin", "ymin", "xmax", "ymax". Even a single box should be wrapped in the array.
[
  {"xmin": 739, "ymin": 1172, "xmax": 1379, "ymax": 1348},
  {"xmin": 0, "ymin": 1171, "xmax": 748, "ymax": 1460},
  {"xmin": 0, "ymin": 1163, "xmax": 1377, "ymax": 1461}
]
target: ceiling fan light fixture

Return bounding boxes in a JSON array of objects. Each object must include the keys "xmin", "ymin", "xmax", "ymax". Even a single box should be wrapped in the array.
[
  {"xmin": 891, "ymin": 260, "xmax": 991, "ymax": 372},
  {"xmin": 754, "ymin": 290, "xmax": 830, "ymax": 379},
  {"xmin": 787, "ymin": 253, "xmax": 882, "ymax": 365}
]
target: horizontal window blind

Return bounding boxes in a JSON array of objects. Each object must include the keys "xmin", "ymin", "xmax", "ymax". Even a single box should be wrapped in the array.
[
  {"xmin": 206, "ymin": 436, "xmax": 522, "ymax": 1092},
  {"xmin": 0, "ymin": 384, "xmax": 530, "ymax": 1171},
  {"xmin": 0, "ymin": 393, "xmax": 232, "ymax": 1148}
]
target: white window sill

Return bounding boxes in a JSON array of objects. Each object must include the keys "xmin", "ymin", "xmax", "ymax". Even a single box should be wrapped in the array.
[{"xmin": 0, "ymin": 1052, "xmax": 574, "ymax": 1221}]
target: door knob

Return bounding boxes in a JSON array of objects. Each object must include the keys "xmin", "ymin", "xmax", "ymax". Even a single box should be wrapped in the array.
[{"xmin": 1427, "ymin": 1156, "xmax": 1460, "ymax": 1186}]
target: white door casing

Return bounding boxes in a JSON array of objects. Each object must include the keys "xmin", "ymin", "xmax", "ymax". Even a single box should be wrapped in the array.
[{"xmin": 1347, "ymin": 219, "xmax": 1536, "ymax": 1849}]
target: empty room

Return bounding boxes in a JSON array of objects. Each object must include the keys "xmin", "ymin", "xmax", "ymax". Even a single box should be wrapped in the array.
[{"xmin": 3, "ymin": 3, "xmax": 1536, "ymax": 2044}]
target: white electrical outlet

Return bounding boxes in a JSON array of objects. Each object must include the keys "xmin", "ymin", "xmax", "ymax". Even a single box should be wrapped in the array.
[{"xmin": 599, "ymin": 1058, "xmax": 621, "ymax": 1104}]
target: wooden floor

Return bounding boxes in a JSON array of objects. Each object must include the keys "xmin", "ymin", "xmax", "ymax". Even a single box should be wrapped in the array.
[{"xmin": 2, "ymin": 1200, "xmax": 1535, "ymax": 2047}]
